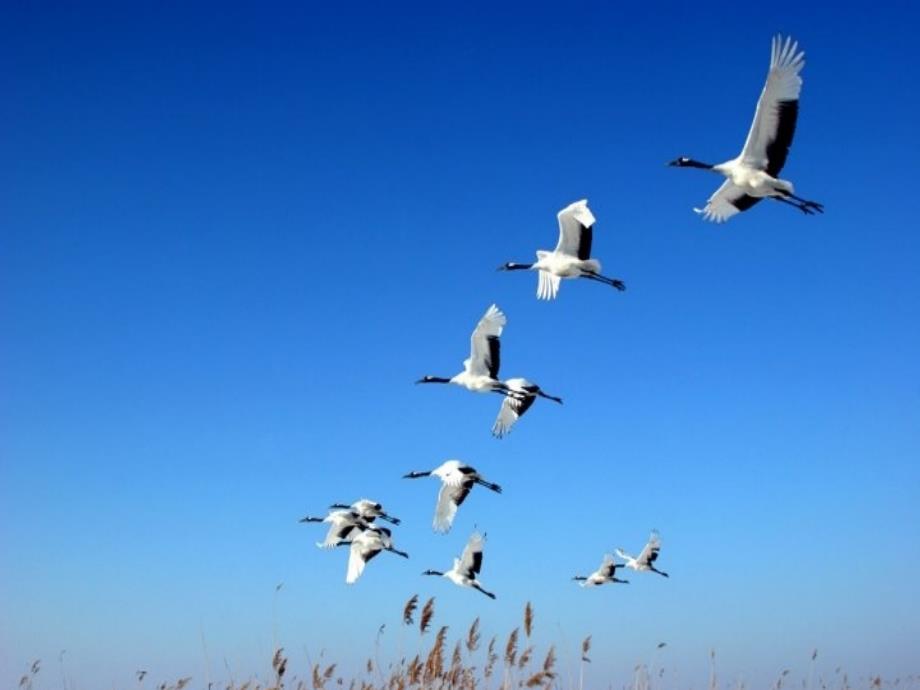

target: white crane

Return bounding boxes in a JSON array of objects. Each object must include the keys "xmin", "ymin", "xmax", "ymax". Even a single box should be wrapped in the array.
[
  {"xmin": 573, "ymin": 553, "xmax": 630, "ymax": 587},
  {"xmin": 423, "ymin": 531, "xmax": 496, "ymax": 599},
  {"xmin": 492, "ymin": 378, "xmax": 562, "ymax": 438},
  {"xmin": 329, "ymin": 499, "xmax": 401, "ymax": 525},
  {"xmin": 416, "ymin": 304, "xmax": 510, "ymax": 394},
  {"xmin": 337, "ymin": 526, "xmax": 409, "ymax": 584},
  {"xmin": 403, "ymin": 460, "xmax": 502, "ymax": 533},
  {"xmin": 616, "ymin": 531, "xmax": 669, "ymax": 578},
  {"xmin": 418, "ymin": 305, "xmax": 562, "ymax": 435},
  {"xmin": 500, "ymin": 199, "xmax": 626, "ymax": 299},
  {"xmin": 669, "ymin": 35, "xmax": 823, "ymax": 222},
  {"xmin": 299, "ymin": 508, "xmax": 371, "ymax": 549}
]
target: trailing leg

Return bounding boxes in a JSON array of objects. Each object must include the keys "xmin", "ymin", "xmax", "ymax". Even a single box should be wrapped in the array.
[
  {"xmin": 786, "ymin": 192, "xmax": 824, "ymax": 213},
  {"xmin": 772, "ymin": 195, "xmax": 815, "ymax": 215},
  {"xmin": 582, "ymin": 272, "xmax": 626, "ymax": 291}
]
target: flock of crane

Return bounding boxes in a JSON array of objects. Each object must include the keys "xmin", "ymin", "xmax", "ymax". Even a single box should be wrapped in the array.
[{"xmin": 301, "ymin": 35, "xmax": 820, "ymax": 598}]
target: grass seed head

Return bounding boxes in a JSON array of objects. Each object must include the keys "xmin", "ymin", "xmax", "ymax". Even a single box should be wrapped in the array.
[
  {"xmin": 402, "ymin": 595, "xmax": 419, "ymax": 626},
  {"xmin": 420, "ymin": 597, "xmax": 435, "ymax": 634}
]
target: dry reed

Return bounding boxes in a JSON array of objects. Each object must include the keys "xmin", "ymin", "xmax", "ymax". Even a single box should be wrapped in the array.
[
  {"xmin": 402, "ymin": 595, "xmax": 418, "ymax": 626},
  {"xmin": 35, "ymin": 599, "xmax": 888, "ymax": 690},
  {"xmin": 465, "ymin": 617, "xmax": 481, "ymax": 653},
  {"xmin": 419, "ymin": 597, "xmax": 435, "ymax": 635},
  {"xmin": 504, "ymin": 627, "xmax": 519, "ymax": 667}
]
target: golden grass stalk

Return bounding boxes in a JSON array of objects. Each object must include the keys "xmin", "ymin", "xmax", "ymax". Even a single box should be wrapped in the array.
[
  {"xmin": 484, "ymin": 636, "xmax": 498, "ymax": 680},
  {"xmin": 525, "ymin": 670, "xmax": 551, "ymax": 687},
  {"xmin": 407, "ymin": 655, "xmax": 422, "ymax": 685},
  {"xmin": 451, "ymin": 641, "xmax": 463, "ymax": 670},
  {"xmin": 402, "ymin": 595, "xmax": 419, "ymax": 626},
  {"xmin": 423, "ymin": 626, "xmax": 448, "ymax": 682},
  {"xmin": 419, "ymin": 597, "xmax": 435, "ymax": 635},
  {"xmin": 524, "ymin": 601, "xmax": 534, "ymax": 638},
  {"xmin": 543, "ymin": 646, "xmax": 556, "ymax": 676},
  {"xmin": 505, "ymin": 627, "xmax": 520, "ymax": 667},
  {"xmin": 518, "ymin": 645, "xmax": 534, "ymax": 669},
  {"xmin": 466, "ymin": 617, "xmax": 481, "ymax": 653},
  {"xmin": 273, "ymin": 648, "xmax": 287, "ymax": 683},
  {"xmin": 312, "ymin": 664, "xmax": 322, "ymax": 689}
]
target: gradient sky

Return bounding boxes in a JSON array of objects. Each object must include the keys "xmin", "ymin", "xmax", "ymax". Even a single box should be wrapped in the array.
[{"xmin": 2, "ymin": 2, "xmax": 919, "ymax": 688}]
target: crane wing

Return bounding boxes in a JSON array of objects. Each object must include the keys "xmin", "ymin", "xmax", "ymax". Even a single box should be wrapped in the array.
[
  {"xmin": 555, "ymin": 199, "xmax": 595, "ymax": 259},
  {"xmin": 466, "ymin": 304, "xmax": 505, "ymax": 378},
  {"xmin": 636, "ymin": 531, "xmax": 661, "ymax": 567},
  {"xmin": 345, "ymin": 537, "xmax": 372, "ymax": 584},
  {"xmin": 694, "ymin": 180, "xmax": 763, "ymax": 223},
  {"xmin": 319, "ymin": 521, "xmax": 361, "ymax": 549},
  {"xmin": 739, "ymin": 35, "xmax": 805, "ymax": 176},
  {"xmin": 433, "ymin": 481, "xmax": 472, "ymax": 533},
  {"xmin": 536, "ymin": 266, "xmax": 562, "ymax": 300},
  {"xmin": 598, "ymin": 554, "xmax": 616, "ymax": 579},
  {"xmin": 318, "ymin": 511, "xmax": 366, "ymax": 549},
  {"xmin": 491, "ymin": 388, "xmax": 537, "ymax": 438},
  {"xmin": 459, "ymin": 531, "xmax": 486, "ymax": 578}
]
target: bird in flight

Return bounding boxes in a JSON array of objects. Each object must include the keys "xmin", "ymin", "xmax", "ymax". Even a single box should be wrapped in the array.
[
  {"xmin": 299, "ymin": 508, "xmax": 371, "ymax": 549},
  {"xmin": 616, "ymin": 530, "xmax": 669, "ymax": 578},
  {"xmin": 500, "ymin": 199, "xmax": 626, "ymax": 299},
  {"xmin": 573, "ymin": 553, "xmax": 630, "ymax": 587},
  {"xmin": 338, "ymin": 526, "xmax": 409, "ymax": 584},
  {"xmin": 416, "ymin": 304, "xmax": 510, "ymax": 395},
  {"xmin": 403, "ymin": 459, "xmax": 502, "ymax": 533},
  {"xmin": 491, "ymin": 377, "xmax": 562, "ymax": 438},
  {"xmin": 423, "ymin": 531, "xmax": 496, "ymax": 599},
  {"xmin": 329, "ymin": 499, "xmax": 400, "ymax": 525},
  {"xmin": 669, "ymin": 35, "xmax": 823, "ymax": 221},
  {"xmin": 418, "ymin": 305, "xmax": 562, "ymax": 436}
]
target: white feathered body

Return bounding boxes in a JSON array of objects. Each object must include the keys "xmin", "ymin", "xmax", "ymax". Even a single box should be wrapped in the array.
[
  {"xmin": 534, "ymin": 250, "xmax": 601, "ymax": 278},
  {"xmin": 713, "ymin": 160, "xmax": 794, "ymax": 198},
  {"xmin": 450, "ymin": 370, "xmax": 501, "ymax": 393}
]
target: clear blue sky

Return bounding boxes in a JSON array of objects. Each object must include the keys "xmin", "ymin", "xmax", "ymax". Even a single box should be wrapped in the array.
[{"xmin": 2, "ymin": 2, "xmax": 919, "ymax": 688}]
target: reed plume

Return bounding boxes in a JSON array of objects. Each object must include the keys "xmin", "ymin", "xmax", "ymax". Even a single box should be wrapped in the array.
[
  {"xmin": 273, "ymin": 649, "xmax": 288, "ymax": 685},
  {"xmin": 423, "ymin": 626, "xmax": 448, "ymax": 682},
  {"xmin": 407, "ymin": 656, "xmax": 422, "ymax": 685},
  {"xmin": 484, "ymin": 637, "xmax": 498, "ymax": 680},
  {"xmin": 402, "ymin": 595, "xmax": 418, "ymax": 626},
  {"xmin": 505, "ymin": 628, "xmax": 520, "ymax": 667},
  {"xmin": 450, "ymin": 641, "xmax": 463, "ymax": 675},
  {"xmin": 524, "ymin": 602, "xmax": 534, "ymax": 638},
  {"xmin": 465, "ymin": 617, "xmax": 481, "ymax": 653},
  {"xmin": 518, "ymin": 646, "xmax": 534, "ymax": 669},
  {"xmin": 419, "ymin": 598, "xmax": 435, "ymax": 634}
]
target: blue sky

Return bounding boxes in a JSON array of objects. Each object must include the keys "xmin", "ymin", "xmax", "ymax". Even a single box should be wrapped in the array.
[{"xmin": 2, "ymin": 2, "xmax": 919, "ymax": 687}]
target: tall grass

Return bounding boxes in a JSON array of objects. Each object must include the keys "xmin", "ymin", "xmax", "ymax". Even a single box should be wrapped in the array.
[{"xmin": 16, "ymin": 601, "xmax": 917, "ymax": 690}]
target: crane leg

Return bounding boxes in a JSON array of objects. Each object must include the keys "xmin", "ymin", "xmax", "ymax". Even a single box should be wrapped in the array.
[
  {"xmin": 583, "ymin": 272, "xmax": 627, "ymax": 291},
  {"xmin": 785, "ymin": 192, "xmax": 824, "ymax": 213},
  {"xmin": 772, "ymin": 195, "xmax": 815, "ymax": 215}
]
